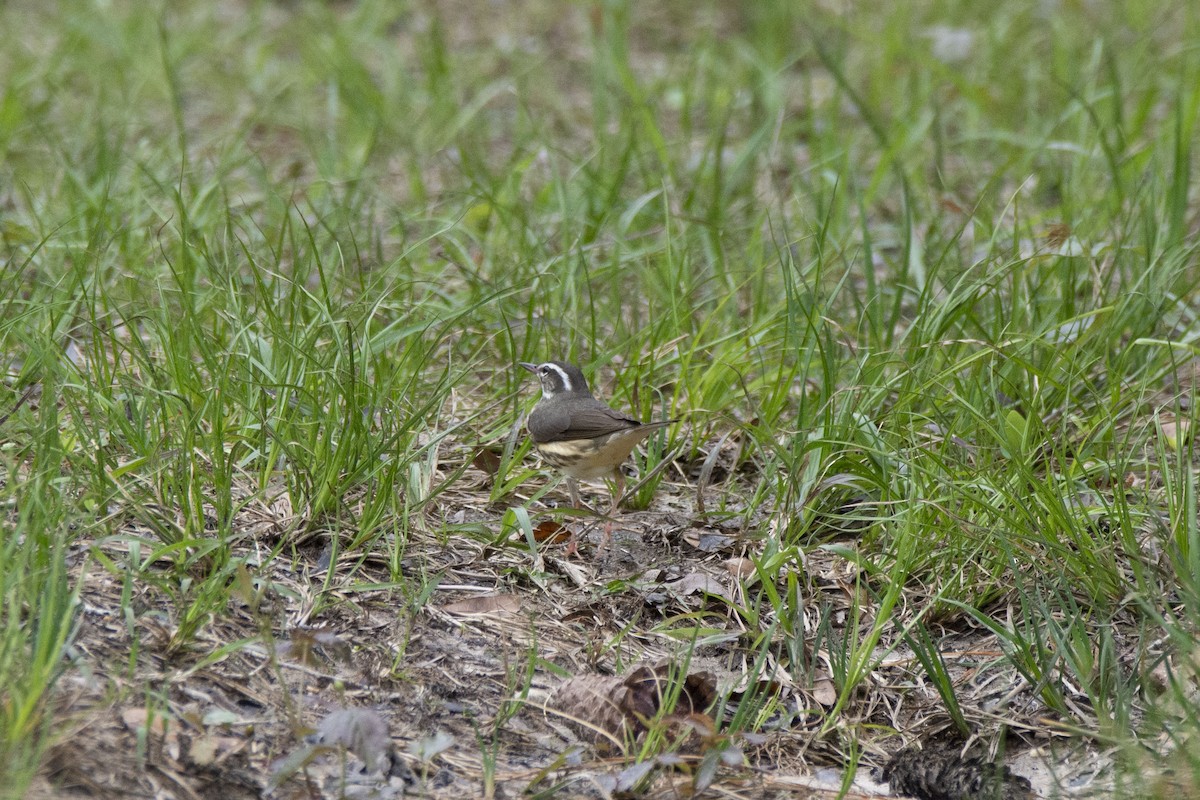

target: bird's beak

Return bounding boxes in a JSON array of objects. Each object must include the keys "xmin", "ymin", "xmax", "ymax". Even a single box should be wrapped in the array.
[{"xmin": 518, "ymin": 362, "xmax": 538, "ymax": 374}]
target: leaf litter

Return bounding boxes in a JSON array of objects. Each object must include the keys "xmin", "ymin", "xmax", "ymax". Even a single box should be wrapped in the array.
[{"xmin": 27, "ymin": 421, "xmax": 1137, "ymax": 800}]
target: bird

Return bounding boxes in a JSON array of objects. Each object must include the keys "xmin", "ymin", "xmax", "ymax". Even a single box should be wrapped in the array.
[{"xmin": 520, "ymin": 360, "xmax": 677, "ymax": 515}]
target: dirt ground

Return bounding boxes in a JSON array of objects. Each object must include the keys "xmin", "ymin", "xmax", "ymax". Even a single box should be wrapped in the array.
[{"xmin": 29, "ymin": 439, "xmax": 1119, "ymax": 800}]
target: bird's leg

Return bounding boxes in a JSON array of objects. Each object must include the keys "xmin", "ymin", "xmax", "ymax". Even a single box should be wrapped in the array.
[
  {"xmin": 562, "ymin": 477, "xmax": 582, "ymax": 557},
  {"xmin": 598, "ymin": 470, "xmax": 625, "ymax": 552},
  {"xmin": 610, "ymin": 471, "xmax": 626, "ymax": 514}
]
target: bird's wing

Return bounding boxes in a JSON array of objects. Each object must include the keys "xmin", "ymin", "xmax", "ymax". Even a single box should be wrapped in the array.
[
  {"xmin": 529, "ymin": 402, "xmax": 641, "ymax": 442},
  {"xmin": 558, "ymin": 406, "xmax": 643, "ymax": 439}
]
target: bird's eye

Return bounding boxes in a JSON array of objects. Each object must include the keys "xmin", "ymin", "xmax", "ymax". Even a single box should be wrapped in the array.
[{"xmin": 539, "ymin": 366, "xmax": 550, "ymax": 376}]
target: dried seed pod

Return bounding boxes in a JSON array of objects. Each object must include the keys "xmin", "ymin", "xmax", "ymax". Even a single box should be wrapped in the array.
[{"xmin": 884, "ymin": 738, "xmax": 1034, "ymax": 800}]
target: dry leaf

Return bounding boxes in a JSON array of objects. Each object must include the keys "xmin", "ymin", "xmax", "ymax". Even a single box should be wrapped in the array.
[
  {"xmin": 442, "ymin": 593, "xmax": 522, "ymax": 616},
  {"xmin": 472, "ymin": 447, "xmax": 502, "ymax": 475},
  {"xmin": 663, "ymin": 571, "xmax": 732, "ymax": 601},
  {"xmin": 724, "ymin": 557, "xmax": 756, "ymax": 579},
  {"xmin": 121, "ymin": 707, "xmax": 173, "ymax": 739},
  {"xmin": 682, "ymin": 528, "xmax": 735, "ymax": 552},
  {"xmin": 533, "ymin": 519, "xmax": 570, "ymax": 544},
  {"xmin": 549, "ymin": 664, "xmax": 718, "ymax": 746},
  {"xmin": 810, "ymin": 678, "xmax": 837, "ymax": 707}
]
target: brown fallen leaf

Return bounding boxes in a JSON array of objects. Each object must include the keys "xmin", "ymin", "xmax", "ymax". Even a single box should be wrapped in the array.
[
  {"xmin": 681, "ymin": 528, "xmax": 736, "ymax": 552},
  {"xmin": 548, "ymin": 664, "xmax": 717, "ymax": 747},
  {"xmin": 121, "ymin": 707, "xmax": 170, "ymax": 737},
  {"xmin": 724, "ymin": 557, "xmax": 756, "ymax": 579},
  {"xmin": 809, "ymin": 677, "xmax": 837, "ymax": 707},
  {"xmin": 662, "ymin": 571, "xmax": 732, "ymax": 602},
  {"xmin": 442, "ymin": 593, "xmax": 522, "ymax": 616},
  {"xmin": 533, "ymin": 519, "xmax": 571, "ymax": 544},
  {"xmin": 472, "ymin": 447, "xmax": 503, "ymax": 475}
]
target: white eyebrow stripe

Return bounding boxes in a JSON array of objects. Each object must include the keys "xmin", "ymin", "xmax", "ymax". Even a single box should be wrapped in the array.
[{"xmin": 546, "ymin": 363, "xmax": 571, "ymax": 392}]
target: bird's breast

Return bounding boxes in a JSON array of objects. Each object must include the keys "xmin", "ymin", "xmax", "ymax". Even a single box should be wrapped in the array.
[{"xmin": 532, "ymin": 427, "xmax": 659, "ymax": 479}]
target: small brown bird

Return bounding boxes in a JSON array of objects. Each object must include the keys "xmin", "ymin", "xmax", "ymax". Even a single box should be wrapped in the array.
[{"xmin": 520, "ymin": 360, "xmax": 676, "ymax": 513}]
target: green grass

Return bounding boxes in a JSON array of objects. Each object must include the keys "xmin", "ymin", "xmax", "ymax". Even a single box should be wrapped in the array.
[{"xmin": 3, "ymin": 0, "xmax": 1200, "ymax": 796}]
